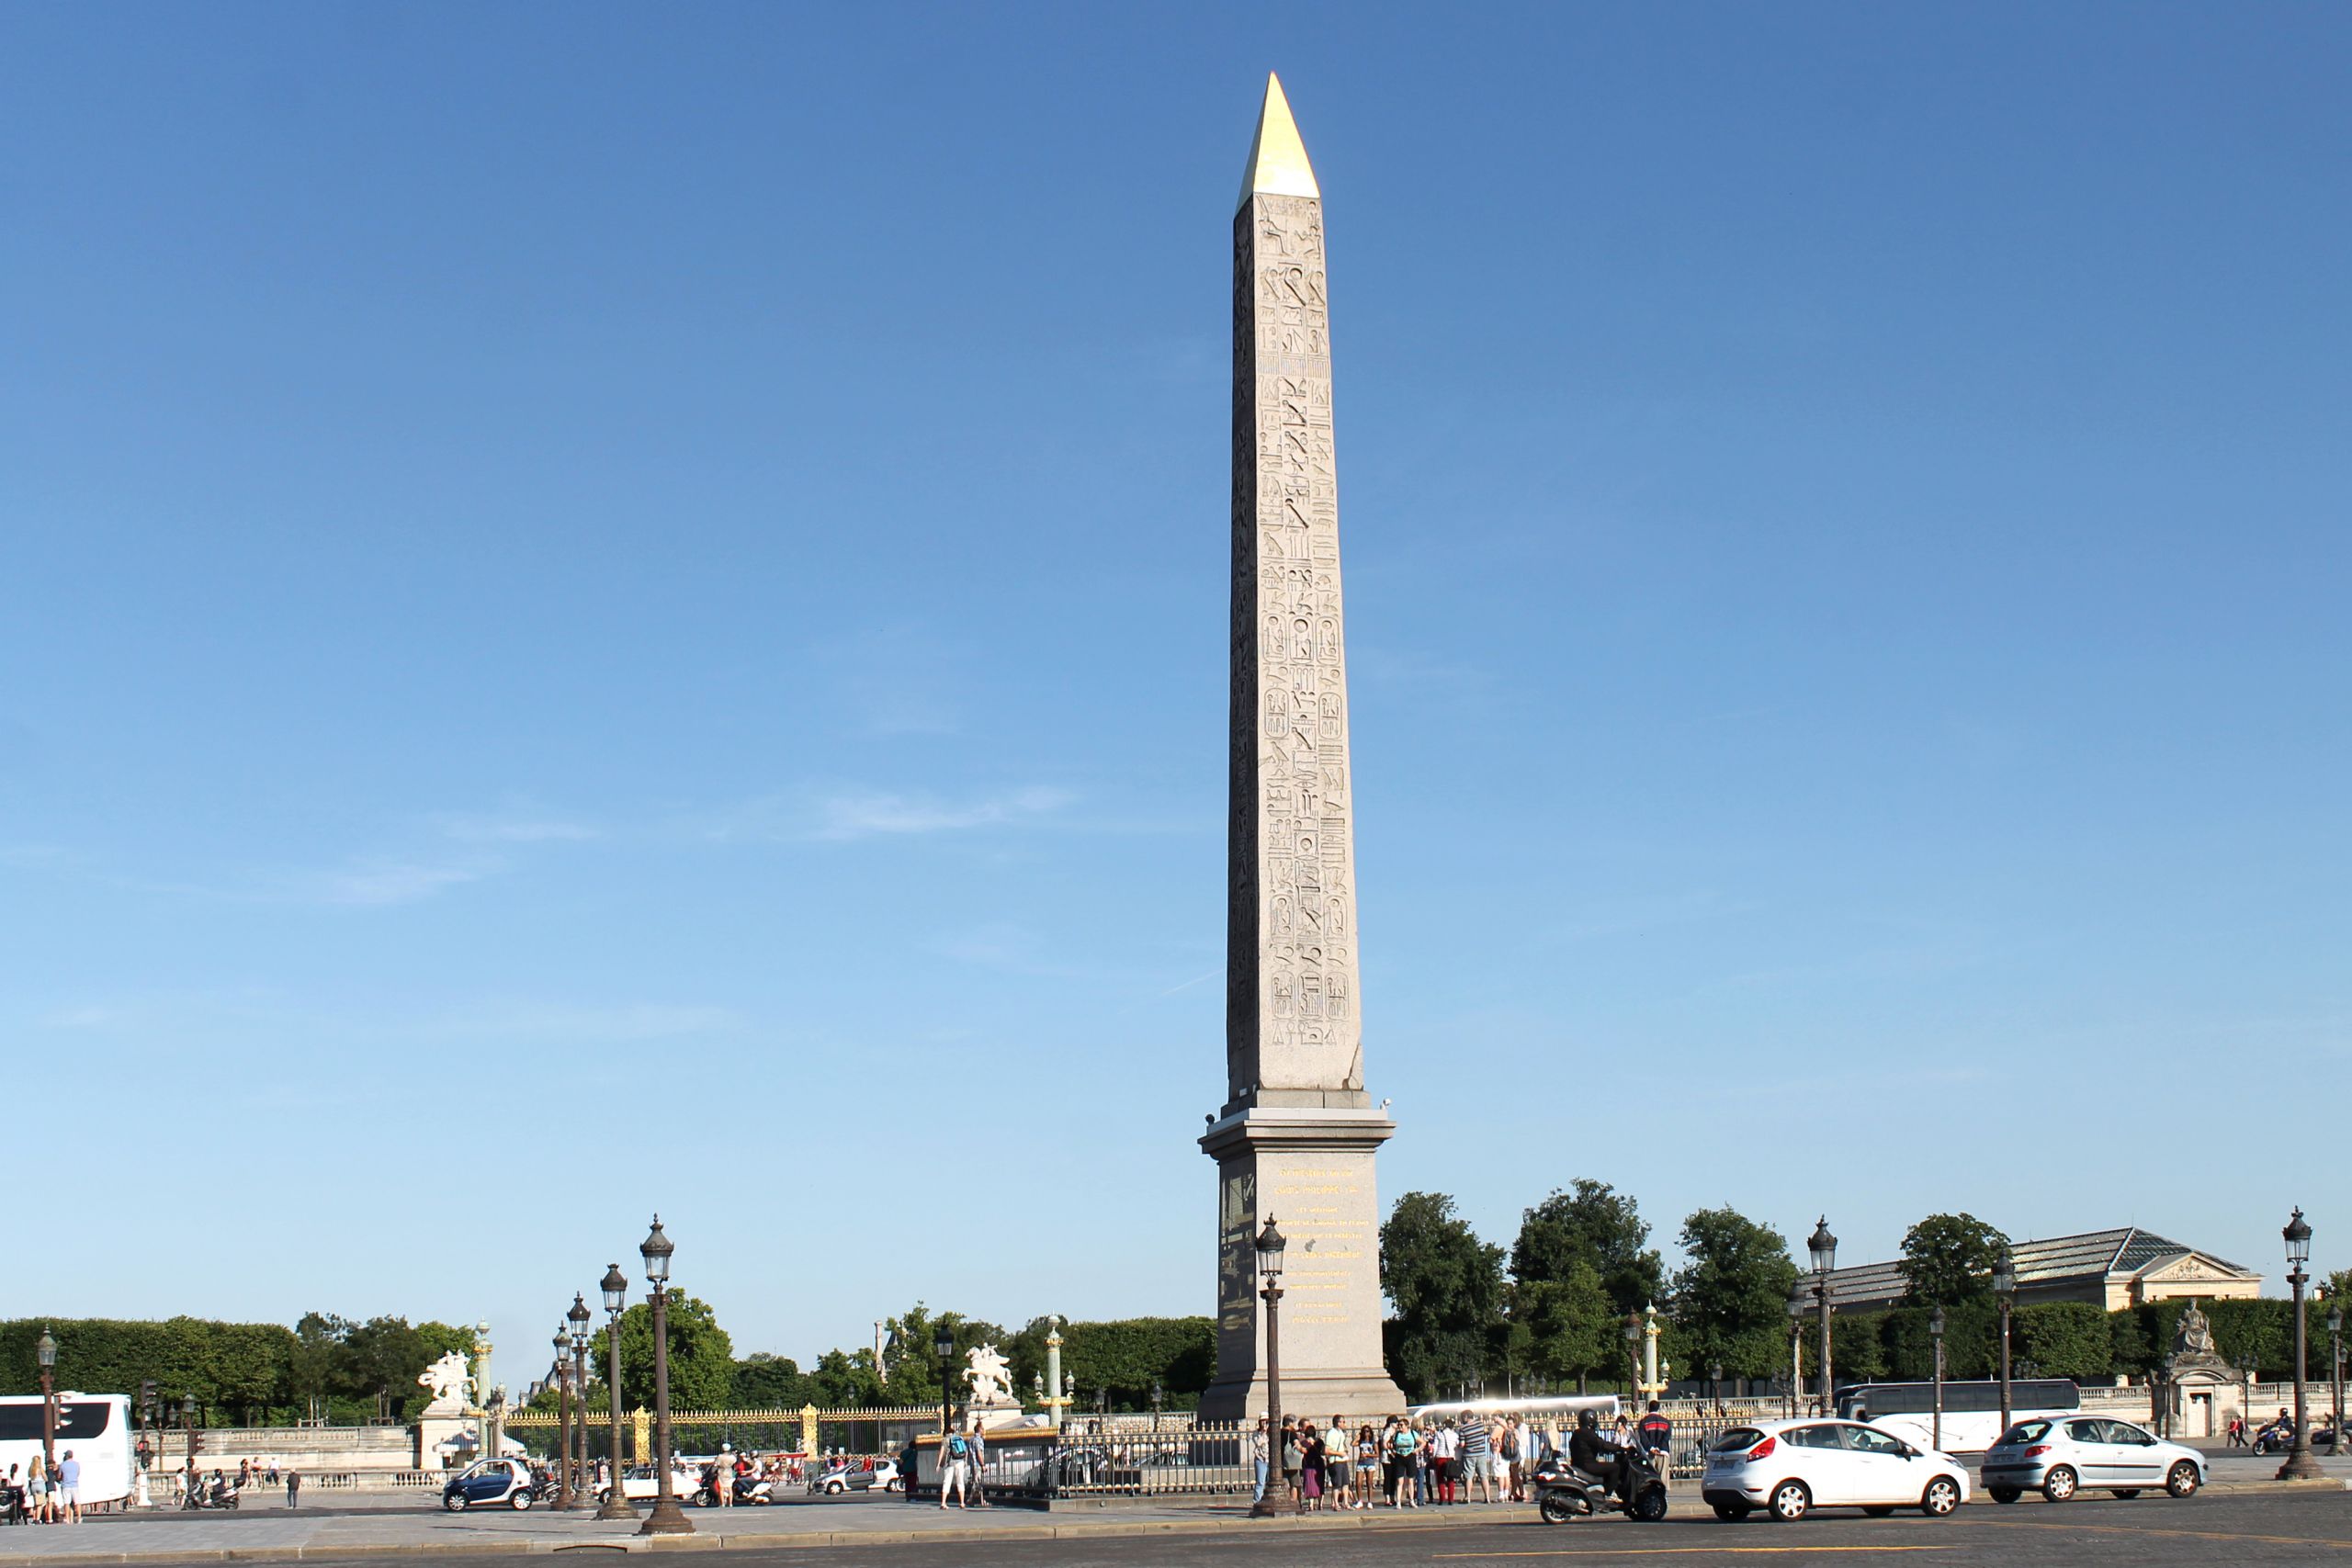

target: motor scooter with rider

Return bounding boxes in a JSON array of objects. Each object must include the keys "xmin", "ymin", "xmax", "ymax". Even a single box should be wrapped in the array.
[{"xmin": 1531, "ymin": 1411, "xmax": 1668, "ymax": 1523}]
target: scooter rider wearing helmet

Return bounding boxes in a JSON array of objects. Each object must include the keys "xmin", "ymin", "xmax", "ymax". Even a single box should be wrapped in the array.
[{"xmin": 1567, "ymin": 1411, "xmax": 1623, "ymax": 1499}]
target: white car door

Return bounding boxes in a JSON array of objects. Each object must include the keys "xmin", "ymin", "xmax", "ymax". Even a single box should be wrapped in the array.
[
  {"xmin": 2062, "ymin": 1419, "xmax": 2119, "ymax": 1486},
  {"xmin": 1783, "ymin": 1423, "xmax": 1854, "ymax": 1505},
  {"xmin": 2102, "ymin": 1421, "xmax": 2165, "ymax": 1486},
  {"xmin": 1838, "ymin": 1424, "xmax": 1917, "ymax": 1505}
]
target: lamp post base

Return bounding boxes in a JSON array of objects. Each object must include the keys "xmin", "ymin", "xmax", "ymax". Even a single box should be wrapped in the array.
[
  {"xmin": 594, "ymin": 1494, "xmax": 638, "ymax": 1522},
  {"xmin": 1248, "ymin": 1497, "xmax": 1285, "ymax": 1518},
  {"xmin": 2278, "ymin": 1445, "xmax": 2328, "ymax": 1481},
  {"xmin": 638, "ymin": 1498, "xmax": 695, "ymax": 1535}
]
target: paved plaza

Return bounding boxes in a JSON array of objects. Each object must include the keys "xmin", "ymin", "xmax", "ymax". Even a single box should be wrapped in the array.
[{"xmin": 2, "ymin": 1458, "xmax": 2347, "ymax": 1568}]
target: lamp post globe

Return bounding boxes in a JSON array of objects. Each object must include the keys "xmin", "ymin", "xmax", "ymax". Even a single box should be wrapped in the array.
[
  {"xmin": 637, "ymin": 1217, "xmax": 693, "ymax": 1535},
  {"xmin": 2279, "ymin": 1207, "xmax": 2323, "ymax": 1479},
  {"xmin": 595, "ymin": 1264, "xmax": 636, "ymax": 1520}
]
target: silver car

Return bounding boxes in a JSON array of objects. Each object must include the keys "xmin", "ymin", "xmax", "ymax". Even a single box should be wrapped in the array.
[{"xmin": 1979, "ymin": 1416, "xmax": 2203, "ymax": 1503}]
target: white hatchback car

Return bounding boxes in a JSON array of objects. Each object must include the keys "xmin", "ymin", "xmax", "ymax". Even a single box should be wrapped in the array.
[
  {"xmin": 1702, "ymin": 1418, "xmax": 1971, "ymax": 1523},
  {"xmin": 1979, "ymin": 1416, "xmax": 2203, "ymax": 1503}
]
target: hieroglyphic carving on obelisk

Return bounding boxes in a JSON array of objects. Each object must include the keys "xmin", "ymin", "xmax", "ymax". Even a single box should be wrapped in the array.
[
  {"xmin": 1224, "ymin": 72, "xmax": 1363, "ymax": 1113},
  {"xmin": 1201, "ymin": 73, "xmax": 1403, "ymax": 1420}
]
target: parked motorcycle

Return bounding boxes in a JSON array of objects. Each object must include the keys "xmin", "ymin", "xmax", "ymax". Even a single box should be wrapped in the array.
[{"xmin": 1531, "ymin": 1444, "xmax": 1669, "ymax": 1523}]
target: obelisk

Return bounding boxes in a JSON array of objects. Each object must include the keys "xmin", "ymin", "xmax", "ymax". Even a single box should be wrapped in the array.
[{"xmin": 1199, "ymin": 73, "xmax": 1405, "ymax": 1421}]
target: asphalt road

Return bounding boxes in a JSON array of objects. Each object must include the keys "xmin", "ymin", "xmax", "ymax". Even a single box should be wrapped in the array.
[{"xmin": 291, "ymin": 1491, "xmax": 2352, "ymax": 1568}]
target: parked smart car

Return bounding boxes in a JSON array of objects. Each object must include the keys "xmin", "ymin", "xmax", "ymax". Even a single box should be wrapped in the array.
[
  {"xmin": 443, "ymin": 1458, "xmax": 536, "ymax": 1512},
  {"xmin": 1701, "ymin": 1418, "xmax": 1970, "ymax": 1522},
  {"xmin": 1979, "ymin": 1416, "xmax": 2202, "ymax": 1503}
]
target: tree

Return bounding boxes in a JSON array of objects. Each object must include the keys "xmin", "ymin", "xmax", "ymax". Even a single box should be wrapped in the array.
[
  {"xmin": 1381, "ymin": 1191, "xmax": 1506, "ymax": 1402},
  {"xmin": 729, "ymin": 1354, "xmax": 808, "ymax": 1409},
  {"xmin": 1897, "ymin": 1214, "xmax": 2009, "ymax": 1306},
  {"xmin": 1511, "ymin": 1181, "xmax": 1664, "ymax": 1317},
  {"xmin": 1511, "ymin": 1263, "xmax": 1615, "ymax": 1391},
  {"xmin": 2014, "ymin": 1303, "xmax": 2111, "ymax": 1382},
  {"xmin": 1670, "ymin": 1208, "xmax": 1800, "ymax": 1381},
  {"xmin": 598, "ymin": 1295, "xmax": 733, "ymax": 1411}
]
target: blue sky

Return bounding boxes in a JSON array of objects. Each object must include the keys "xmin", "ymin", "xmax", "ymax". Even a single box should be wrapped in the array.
[{"xmin": 4, "ymin": 2, "xmax": 2345, "ymax": 1370}]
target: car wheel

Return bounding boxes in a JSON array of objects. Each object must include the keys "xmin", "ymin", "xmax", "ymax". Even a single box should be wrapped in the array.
[
  {"xmin": 2111, "ymin": 1490, "xmax": 2141, "ymax": 1499},
  {"xmin": 1862, "ymin": 1506, "xmax": 1894, "ymax": 1517},
  {"xmin": 1921, "ymin": 1477, "xmax": 1961, "ymax": 1517},
  {"xmin": 511, "ymin": 1490, "xmax": 532, "ymax": 1511},
  {"xmin": 2165, "ymin": 1461, "xmax": 2199, "ymax": 1499},
  {"xmin": 1538, "ymin": 1493, "xmax": 1577, "ymax": 1524},
  {"xmin": 2041, "ymin": 1465, "xmax": 2078, "ymax": 1504},
  {"xmin": 1989, "ymin": 1486, "xmax": 2020, "ymax": 1504},
  {"xmin": 1768, "ymin": 1480, "xmax": 1810, "ymax": 1522},
  {"xmin": 825, "ymin": 1482, "xmax": 843, "ymax": 1495},
  {"xmin": 445, "ymin": 1495, "xmax": 468, "ymax": 1513},
  {"xmin": 1712, "ymin": 1501, "xmax": 1750, "ymax": 1521}
]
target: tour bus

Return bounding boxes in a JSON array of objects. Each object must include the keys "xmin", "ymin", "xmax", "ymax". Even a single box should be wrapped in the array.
[
  {"xmin": 1837, "ymin": 1379, "xmax": 2080, "ymax": 1456},
  {"xmin": 0, "ymin": 1394, "xmax": 136, "ymax": 1506},
  {"xmin": 1407, "ymin": 1394, "xmax": 1621, "ymax": 1427}
]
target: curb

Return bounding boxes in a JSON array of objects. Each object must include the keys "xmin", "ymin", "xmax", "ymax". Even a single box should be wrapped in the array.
[{"xmin": 3, "ymin": 1483, "xmax": 2345, "ymax": 1567}]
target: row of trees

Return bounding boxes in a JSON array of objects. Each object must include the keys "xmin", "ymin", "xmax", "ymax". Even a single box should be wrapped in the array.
[
  {"xmin": 554, "ymin": 1299, "xmax": 1213, "ymax": 1417},
  {"xmin": 1378, "ymin": 1188, "xmax": 2345, "ymax": 1402},
  {"xmin": 0, "ymin": 1316, "xmax": 476, "ymax": 1425}
]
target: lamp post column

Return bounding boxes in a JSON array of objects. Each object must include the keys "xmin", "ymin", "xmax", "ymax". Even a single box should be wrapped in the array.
[
  {"xmin": 553, "ymin": 1327, "xmax": 575, "ymax": 1509},
  {"xmin": 1787, "ymin": 1280, "xmax": 1805, "ymax": 1418},
  {"xmin": 2279, "ymin": 1209, "xmax": 2323, "ymax": 1479},
  {"xmin": 36, "ymin": 1332, "xmax": 58, "ymax": 1474},
  {"xmin": 597, "ymin": 1266, "xmax": 636, "ymax": 1520},
  {"xmin": 2331, "ymin": 1306, "xmax": 2345, "ymax": 1459},
  {"xmin": 1929, "ymin": 1308, "xmax": 1947, "ymax": 1453},
  {"xmin": 638, "ymin": 1217, "xmax": 693, "ymax": 1535},
  {"xmin": 1808, "ymin": 1217, "xmax": 1838, "ymax": 1416},
  {"xmin": 1247, "ymin": 1217, "xmax": 1287, "ymax": 1520},
  {"xmin": 567, "ymin": 1295, "xmax": 593, "ymax": 1510},
  {"xmin": 1991, "ymin": 1245, "xmax": 2016, "ymax": 1435}
]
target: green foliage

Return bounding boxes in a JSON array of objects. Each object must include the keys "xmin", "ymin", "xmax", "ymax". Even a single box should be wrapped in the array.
[
  {"xmin": 598, "ymin": 1295, "xmax": 732, "ymax": 1412},
  {"xmin": 729, "ymin": 1354, "xmax": 808, "ymax": 1410},
  {"xmin": 1670, "ymin": 1208, "xmax": 1799, "ymax": 1381},
  {"xmin": 1381, "ymin": 1190, "xmax": 1506, "ymax": 1402},
  {"xmin": 1897, "ymin": 1214, "xmax": 2009, "ymax": 1306},
  {"xmin": 1511, "ymin": 1180, "xmax": 1664, "ymax": 1317},
  {"xmin": 2014, "ymin": 1303, "xmax": 2110, "ymax": 1381},
  {"xmin": 1511, "ymin": 1264, "xmax": 1616, "ymax": 1389}
]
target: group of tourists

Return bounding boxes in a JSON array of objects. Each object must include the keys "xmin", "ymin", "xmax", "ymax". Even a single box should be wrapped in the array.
[
  {"xmin": 935, "ymin": 1425, "xmax": 991, "ymax": 1510},
  {"xmin": 1250, "ymin": 1404, "xmax": 1678, "ymax": 1513},
  {"xmin": 3, "ymin": 1452, "xmax": 85, "ymax": 1525}
]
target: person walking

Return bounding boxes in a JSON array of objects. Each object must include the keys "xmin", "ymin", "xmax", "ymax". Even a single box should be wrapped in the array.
[
  {"xmin": 966, "ymin": 1425, "xmax": 989, "ymax": 1507},
  {"xmin": 1250, "ymin": 1417, "xmax": 1270, "ymax": 1505},
  {"xmin": 937, "ymin": 1427, "xmax": 973, "ymax": 1510},
  {"xmin": 286, "ymin": 1469, "xmax": 300, "ymax": 1509}
]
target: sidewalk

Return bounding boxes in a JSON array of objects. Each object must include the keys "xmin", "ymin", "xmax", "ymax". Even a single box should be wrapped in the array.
[{"xmin": 3, "ymin": 1476, "xmax": 2345, "ymax": 1567}]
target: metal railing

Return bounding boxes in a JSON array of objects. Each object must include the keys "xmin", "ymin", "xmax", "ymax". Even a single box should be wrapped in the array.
[{"xmin": 1042, "ymin": 1423, "xmax": 1252, "ymax": 1498}]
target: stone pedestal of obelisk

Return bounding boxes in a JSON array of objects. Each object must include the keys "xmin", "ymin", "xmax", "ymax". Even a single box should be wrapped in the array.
[{"xmin": 1199, "ymin": 74, "xmax": 1406, "ymax": 1422}]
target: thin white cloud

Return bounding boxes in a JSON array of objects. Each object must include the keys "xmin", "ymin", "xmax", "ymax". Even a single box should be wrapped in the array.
[
  {"xmin": 323, "ymin": 861, "xmax": 487, "ymax": 906},
  {"xmin": 816, "ymin": 785, "xmax": 1075, "ymax": 841},
  {"xmin": 431, "ymin": 1001, "xmax": 743, "ymax": 1043},
  {"xmin": 432, "ymin": 813, "xmax": 601, "ymax": 843}
]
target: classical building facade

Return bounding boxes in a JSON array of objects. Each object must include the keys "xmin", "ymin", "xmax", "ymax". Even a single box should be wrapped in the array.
[{"xmin": 1817, "ymin": 1227, "xmax": 2262, "ymax": 1314}]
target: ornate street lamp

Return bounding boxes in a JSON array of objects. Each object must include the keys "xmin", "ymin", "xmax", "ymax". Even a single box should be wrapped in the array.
[
  {"xmin": 2329, "ymin": 1302, "xmax": 2345, "ymax": 1459},
  {"xmin": 1150, "ymin": 1380, "xmax": 1164, "ymax": 1430},
  {"xmin": 934, "ymin": 1324, "xmax": 957, "ymax": 1440},
  {"xmin": 638, "ymin": 1217, "xmax": 692, "ymax": 1535},
  {"xmin": 1929, "ymin": 1308, "xmax": 1948, "ymax": 1453},
  {"xmin": 567, "ymin": 1295, "xmax": 593, "ymax": 1510},
  {"xmin": 552, "ymin": 1325, "xmax": 575, "ymax": 1509},
  {"xmin": 1808, "ymin": 1217, "xmax": 1838, "ymax": 1416},
  {"xmin": 1787, "ymin": 1278, "xmax": 1808, "ymax": 1417},
  {"xmin": 596, "ymin": 1264, "xmax": 635, "ymax": 1520},
  {"xmin": 181, "ymin": 1394, "xmax": 198, "ymax": 1468},
  {"xmin": 1623, "ymin": 1313, "xmax": 1643, "ymax": 1399},
  {"xmin": 2279, "ymin": 1208, "xmax": 2323, "ymax": 1480},
  {"xmin": 1247, "ymin": 1215, "xmax": 1287, "ymax": 1519},
  {"xmin": 1992, "ymin": 1244, "xmax": 2017, "ymax": 1435},
  {"xmin": 36, "ymin": 1331, "xmax": 58, "ymax": 1472}
]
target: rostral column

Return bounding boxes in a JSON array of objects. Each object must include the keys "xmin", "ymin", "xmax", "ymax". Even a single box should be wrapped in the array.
[{"xmin": 1198, "ymin": 73, "xmax": 1405, "ymax": 1421}]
